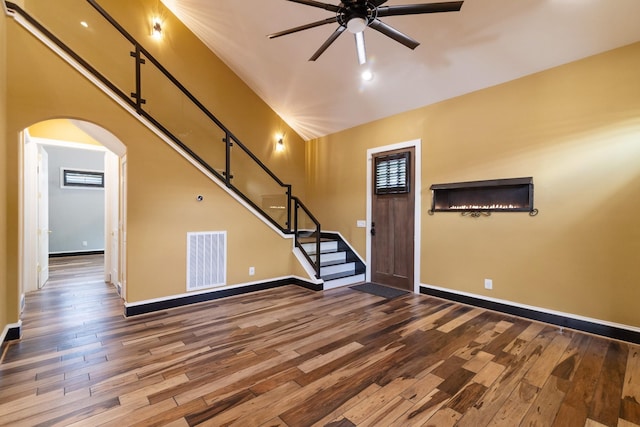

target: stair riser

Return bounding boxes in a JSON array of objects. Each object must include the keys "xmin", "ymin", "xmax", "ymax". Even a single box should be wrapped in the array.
[
  {"xmin": 321, "ymin": 262, "xmax": 356, "ymax": 276},
  {"xmin": 310, "ymin": 252, "xmax": 347, "ymax": 266},
  {"xmin": 301, "ymin": 241, "xmax": 338, "ymax": 255},
  {"xmin": 324, "ymin": 273, "xmax": 366, "ymax": 290}
]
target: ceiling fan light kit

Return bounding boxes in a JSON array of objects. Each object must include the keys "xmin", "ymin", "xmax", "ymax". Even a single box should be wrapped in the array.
[{"xmin": 268, "ymin": 0, "xmax": 464, "ymax": 64}]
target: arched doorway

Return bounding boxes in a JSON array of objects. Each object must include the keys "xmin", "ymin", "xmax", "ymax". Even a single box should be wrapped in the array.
[{"xmin": 21, "ymin": 119, "xmax": 127, "ymax": 304}]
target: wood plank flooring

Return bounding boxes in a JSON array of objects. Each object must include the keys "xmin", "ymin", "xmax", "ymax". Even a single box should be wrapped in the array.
[{"xmin": 1, "ymin": 254, "xmax": 639, "ymax": 426}]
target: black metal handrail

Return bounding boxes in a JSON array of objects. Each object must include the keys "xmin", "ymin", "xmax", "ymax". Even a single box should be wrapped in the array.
[
  {"xmin": 5, "ymin": 0, "xmax": 320, "ymax": 278},
  {"xmin": 292, "ymin": 197, "xmax": 322, "ymax": 278}
]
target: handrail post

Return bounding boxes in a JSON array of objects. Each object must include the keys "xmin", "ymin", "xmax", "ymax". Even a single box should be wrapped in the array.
[
  {"xmin": 294, "ymin": 198, "xmax": 299, "ymax": 239},
  {"xmin": 315, "ymin": 224, "xmax": 321, "ymax": 278},
  {"xmin": 224, "ymin": 132, "xmax": 232, "ymax": 187},
  {"xmin": 130, "ymin": 44, "xmax": 146, "ymax": 113},
  {"xmin": 286, "ymin": 185, "xmax": 292, "ymax": 232}
]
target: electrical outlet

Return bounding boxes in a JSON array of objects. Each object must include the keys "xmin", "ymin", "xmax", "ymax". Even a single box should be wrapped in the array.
[
  {"xmin": 82, "ymin": 241, "xmax": 88, "ymax": 247},
  {"xmin": 484, "ymin": 278, "xmax": 493, "ymax": 290},
  {"xmin": 356, "ymin": 220, "xmax": 366, "ymax": 228},
  {"xmin": 249, "ymin": 267, "xmax": 255, "ymax": 276}
]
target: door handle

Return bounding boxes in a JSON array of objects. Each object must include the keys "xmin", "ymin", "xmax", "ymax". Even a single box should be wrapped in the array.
[{"xmin": 370, "ymin": 222, "xmax": 376, "ymax": 236}]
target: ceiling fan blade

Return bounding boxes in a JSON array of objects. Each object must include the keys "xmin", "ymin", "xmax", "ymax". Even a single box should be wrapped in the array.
[
  {"xmin": 372, "ymin": 0, "xmax": 389, "ymax": 6},
  {"xmin": 368, "ymin": 19, "xmax": 419, "ymax": 50},
  {"xmin": 377, "ymin": 1, "xmax": 463, "ymax": 17},
  {"xmin": 268, "ymin": 17, "xmax": 338, "ymax": 39},
  {"xmin": 286, "ymin": 0, "xmax": 341, "ymax": 13},
  {"xmin": 310, "ymin": 26, "xmax": 346, "ymax": 61},
  {"xmin": 355, "ymin": 32, "xmax": 367, "ymax": 64}
]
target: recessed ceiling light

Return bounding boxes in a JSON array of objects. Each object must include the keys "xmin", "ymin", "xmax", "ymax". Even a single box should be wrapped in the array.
[
  {"xmin": 80, "ymin": 21, "xmax": 88, "ymax": 28},
  {"xmin": 361, "ymin": 70, "xmax": 374, "ymax": 81}
]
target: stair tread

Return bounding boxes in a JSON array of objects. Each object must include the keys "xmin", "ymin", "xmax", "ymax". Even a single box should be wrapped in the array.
[
  {"xmin": 321, "ymin": 270, "xmax": 358, "ymax": 281},
  {"xmin": 299, "ymin": 238, "xmax": 337, "ymax": 244},
  {"xmin": 321, "ymin": 262, "xmax": 356, "ymax": 272},
  {"xmin": 320, "ymin": 259, "xmax": 349, "ymax": 267}
]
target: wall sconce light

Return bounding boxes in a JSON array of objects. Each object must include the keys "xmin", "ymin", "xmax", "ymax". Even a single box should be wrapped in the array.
[
  {"xmin": 152, "ymin": 17, "xmax": 162, "ymax": 39},
  {"xmin": 275, "ymin": 133, "xmax": 285, "ymax": 152}
]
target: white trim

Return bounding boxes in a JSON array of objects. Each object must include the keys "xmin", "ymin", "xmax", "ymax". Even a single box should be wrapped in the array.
[
  {"xmin": 1, "ymin": 321, "xmax": 22, "ymax": 343},
  {"xmin": 11, "ymin": 12, "xmax": 292, "ymax": 240},
  {"xmin": 292, "ymin": 247, "xmax": 324, "ymax": 284},
  {"xmin": 366, "ymin": 139, "xmax": 422, "ymax": 294},
  {"xmin": 421, "ymin": 284, "xmax": 640, "ymax": 335},
  {"xmin": 124, "ymin": 276, "xmax": 316, "ymax": 308},
  {"xmin": 22, "ymin": 132, "xmax": 38, "ymax": 295}
]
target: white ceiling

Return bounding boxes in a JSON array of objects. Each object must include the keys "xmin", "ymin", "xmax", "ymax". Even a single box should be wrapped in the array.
[{"xmin": 160, "ymin": 0, "xmax": 640, "ymax": 141}]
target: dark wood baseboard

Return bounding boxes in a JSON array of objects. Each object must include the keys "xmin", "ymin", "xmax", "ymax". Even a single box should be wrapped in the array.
[
  {"xmin": 420, "ymin": 286, "xmax": 640, "ymax": 345},
  {"xmin": 124, "ymin": 277, "xmax": 322, "ymax": 317},
  {"xmin": 49, "ymin": 250, "xmax": 105, "ymax": 258},
  {"xmin": 2, "ymin": 325, "xmax": 21, "ymax": 344}
]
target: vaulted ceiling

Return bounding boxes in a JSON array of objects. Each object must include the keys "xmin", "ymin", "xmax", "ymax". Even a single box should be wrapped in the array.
[{"xmin": 160, "ymin": 0, "xmax": 640, "ymax": 141}]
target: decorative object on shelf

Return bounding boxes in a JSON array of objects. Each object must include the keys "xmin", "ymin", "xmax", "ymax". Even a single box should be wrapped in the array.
[{"xmin": 427, "ymin": 177, "xmax": 538, "ymax": 217}]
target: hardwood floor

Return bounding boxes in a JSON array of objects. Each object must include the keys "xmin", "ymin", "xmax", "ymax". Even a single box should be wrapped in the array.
[{"xmin": 1, "ymin": 255, "xmax": 639, "ymax": 426}]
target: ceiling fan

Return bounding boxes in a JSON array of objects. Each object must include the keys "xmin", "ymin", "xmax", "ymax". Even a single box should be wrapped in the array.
[{"xmin": 268, "ymin": 0, "xmax": 464, "ymax": 64}]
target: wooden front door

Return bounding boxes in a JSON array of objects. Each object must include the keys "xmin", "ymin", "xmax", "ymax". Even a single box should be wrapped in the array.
[{"xmin": 371, "ymin": 147, "xmax": 415, "ymax": 291}]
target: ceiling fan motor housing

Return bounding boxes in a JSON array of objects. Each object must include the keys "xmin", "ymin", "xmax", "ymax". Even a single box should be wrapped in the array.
[{"xmin": 339, "ymin": 1, "xmax": 377, "ymax": 32}]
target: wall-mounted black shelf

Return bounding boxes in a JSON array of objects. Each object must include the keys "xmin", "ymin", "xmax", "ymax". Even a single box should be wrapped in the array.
[{"xmin": 428, "ymin": 177, "xmax": 538, "ymax": 216}]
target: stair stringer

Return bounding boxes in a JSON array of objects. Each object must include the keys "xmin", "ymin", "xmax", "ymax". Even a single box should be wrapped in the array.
[
  {"xmin": 292, "ymin": 247, "xmax": 324, "ymax": 287},
  {"xmin": 322, "ymin": 230, "xmax": 367, "ymax": 266}
]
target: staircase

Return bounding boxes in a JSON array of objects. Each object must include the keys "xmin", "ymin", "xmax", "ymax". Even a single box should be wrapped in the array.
[
  {"xmin": 301, "ymin": 233, "xmax": 365, "ymax": 289},
  {"xmin": 5, "ymin": 0, "xmax": 366, "ymax": 289}
]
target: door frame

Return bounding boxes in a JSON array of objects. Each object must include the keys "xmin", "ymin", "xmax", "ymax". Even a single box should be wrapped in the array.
[
  {"xmin": 366, "ymin": 139, "xmax": 422, "ymax": 293},
  {"xmin": 21, "ymin": 124, "xmax": 126, "ymax": 303},
  {"xmin": 37, "ymin": 144, "xmax": 50, "ymax": 289}
]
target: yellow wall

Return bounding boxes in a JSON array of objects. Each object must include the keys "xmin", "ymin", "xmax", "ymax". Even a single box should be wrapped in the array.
[
  {"xmin": 3, "ymin": 0, "xmax": 306, "ymax": 317},
  {"xmin": 1, "ymin": 5, "xmax": 9, "ymax": 330},
  {"xmin": 307, "ymin": 42, "xmax": 640, "ymax": 327}
]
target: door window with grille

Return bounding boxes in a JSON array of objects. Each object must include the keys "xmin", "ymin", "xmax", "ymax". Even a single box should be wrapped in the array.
[{"xmin": 375, "ymin": 152, "xmax": 410, "ymax": 195}]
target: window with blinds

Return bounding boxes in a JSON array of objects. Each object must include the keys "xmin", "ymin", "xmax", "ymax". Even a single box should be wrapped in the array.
[
  {"xmin": 61, "ymin": 168, "xmax": 104, "ymax": 189},
  {"xmin": 375, "ymin": 152, "xmax": 410, "ymax": 195}
]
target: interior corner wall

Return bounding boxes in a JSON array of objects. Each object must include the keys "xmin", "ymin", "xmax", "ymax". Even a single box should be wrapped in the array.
[
  {"xmin": 306, "ymin": 42, "xmax": 640, "ymax": 328},
  {"xmin": 1, "ymin": 7, "xmax": 10, "ymax": 328},
  {"xmin": 6, "ymin": 3, "xmax": 304, "ymax": 306}
]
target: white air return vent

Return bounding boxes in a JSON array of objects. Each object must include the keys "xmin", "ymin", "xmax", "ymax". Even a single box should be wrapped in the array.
[{"xmin": 187, "ymin": 231, "xmax": 226, "ymax": 291}]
